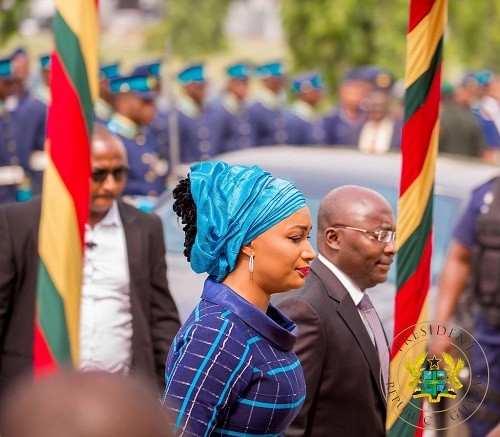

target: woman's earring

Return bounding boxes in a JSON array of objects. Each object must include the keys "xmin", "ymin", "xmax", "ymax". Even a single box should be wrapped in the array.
[{"xmin": 249, "ymin": 254, "xmax": 254, "ymax": 280}]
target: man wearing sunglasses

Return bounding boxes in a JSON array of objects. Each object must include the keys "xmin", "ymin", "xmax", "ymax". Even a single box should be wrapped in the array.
[
  {"xmin": 275, "ymin": 185, "xmax": 396, "ymax": 437},
  {"xmin": 0, "ymin": 124, "xmax": 180, "ymax": 399}
]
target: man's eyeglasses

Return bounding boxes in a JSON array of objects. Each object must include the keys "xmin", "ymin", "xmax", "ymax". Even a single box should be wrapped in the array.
[
  {"xmin": 91, "ymin": 166, "xmax": 129, "ymax": 183},
  {"xmin": 332, "ymin": 225, "xmax": 396, "ymax": 243}
]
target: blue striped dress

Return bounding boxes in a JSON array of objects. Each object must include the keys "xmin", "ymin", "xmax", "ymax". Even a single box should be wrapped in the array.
[{"xmin": 162, "ymin": 278, "xmax": 306, "ymax": 436}]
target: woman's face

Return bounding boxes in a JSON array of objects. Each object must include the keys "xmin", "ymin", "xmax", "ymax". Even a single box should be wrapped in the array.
[{"xmin": 251, "ymin": 206, "xmax": 316, "ymax": 295}]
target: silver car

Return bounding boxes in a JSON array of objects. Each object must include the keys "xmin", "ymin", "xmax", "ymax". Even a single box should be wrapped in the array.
[{"xmin": 154, "ymin": 146, "xmax": 498, "ymax": 338}]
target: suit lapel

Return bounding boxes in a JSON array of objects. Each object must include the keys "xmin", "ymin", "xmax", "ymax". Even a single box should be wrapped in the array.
[{"xmin": 311, "ymin": 259, "xmax": 387, "ymax": 403}]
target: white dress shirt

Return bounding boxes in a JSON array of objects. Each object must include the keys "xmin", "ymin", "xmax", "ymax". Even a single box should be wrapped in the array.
[
  {"xmin": 80, "ymin": 201, "xmax": 132, "ymax": 373},
  {"xmin": 318, "ymin": 253, "xmax": 375, "ymax": 345},
  {"xmin": 358, "ymin": 117, "xmax": 395, "ymax": 154}
]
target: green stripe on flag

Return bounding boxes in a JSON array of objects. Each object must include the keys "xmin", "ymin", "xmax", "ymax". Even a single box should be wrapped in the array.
[
  {"xmin": 404, "ymin": 39, "xmax": 443, "ymax": 123},
  {"xmin": 37, "ymin": 262, "xmax": 72, "ymax": 363},
  {"xmin": 396, "ymin": 189, "xmax": 433, "ymax": 288},
  {"xmin": 387, "ymin": 399, "xmax": 422, "ymax": 437},
  {"xmin": 388, "ymin": 398, "xmax": 423, "ymax": 436},
  {"xmin": 53, "ymin": 12, "xmax": 93, "ymax": 133}
]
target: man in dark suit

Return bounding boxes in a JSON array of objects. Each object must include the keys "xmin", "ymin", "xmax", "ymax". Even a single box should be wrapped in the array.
[
  {"xmin": 275, "ymin": 185, "xmax": 396, "ymax": 436},
  {"xmin": 0, "ymin": 124, "xmax": 180, "ymax": 398}
]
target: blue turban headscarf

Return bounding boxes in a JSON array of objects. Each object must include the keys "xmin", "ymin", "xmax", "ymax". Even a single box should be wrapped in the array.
[{"xmin": 189, "ymin": 161, "xmax": 307, "ymax": 282}]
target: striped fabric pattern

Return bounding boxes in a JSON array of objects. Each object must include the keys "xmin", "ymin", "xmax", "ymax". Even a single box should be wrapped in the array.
[
  {"xmin": 387, "ymin": 0, "xmax": 447, "ymax": 435},
  {"xmin": 163, "ymin": 279, "xmax": 306, "ymax": 437},
  {"xmin": 34, "ymin": 0, "xmax": 98, "ymax": 375}
]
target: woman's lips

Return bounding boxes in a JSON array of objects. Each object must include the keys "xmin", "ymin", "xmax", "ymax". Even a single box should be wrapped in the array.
[{"xmin": 296, "ymin": 267, "xmax": 311, "ymax": 277}]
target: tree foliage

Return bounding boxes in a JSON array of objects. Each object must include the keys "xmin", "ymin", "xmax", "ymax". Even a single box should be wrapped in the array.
[
  {"xmin": 147, "ymin": 0, "xmax": 232, "ymax": 59},
  {"xmin": 445, "ymin": 0, "xmax": 500, "ymax": 72},
  {"xmin": 281, "ymin": 0, "xmax": 500, "ymax": 92},
  {"xmin": 0, "ymin": 0, "xmax": 30, "ymax": 46},
  {"xmin": 281, "ymin": 0, "xmax": 407, "ymax": 92}
]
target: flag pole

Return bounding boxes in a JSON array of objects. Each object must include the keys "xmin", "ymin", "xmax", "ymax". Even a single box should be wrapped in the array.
[
  {"xmin": 35, "ymin": 0, "xmax": 99, "ymax": 376},
  {"xmin": 387, "ymin": 0, "xmax": 447, "ymax": 435}
]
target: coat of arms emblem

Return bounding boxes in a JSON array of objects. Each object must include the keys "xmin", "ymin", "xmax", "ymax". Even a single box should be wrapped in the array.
[{"xmin": 405, "ymin": 352, "xmax": 464, "ymax": 403}]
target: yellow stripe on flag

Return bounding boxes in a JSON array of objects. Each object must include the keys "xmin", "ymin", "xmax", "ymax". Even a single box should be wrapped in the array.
[
  {"xmin": 405, "ymin": 0, "xmax": 447, "ymax": 89},
  {"xmin": 396, "ymin": 123, "xmax": 439, "ymax": 249},
  {"xmin": 38, "ymin": 154, "xmax": 83, "ymax": 365}
]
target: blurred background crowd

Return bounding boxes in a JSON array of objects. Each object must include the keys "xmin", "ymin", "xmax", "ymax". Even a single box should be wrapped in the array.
[{"xmin": 1, "ymin": 0, "xmax": 499, "ymax": 209}]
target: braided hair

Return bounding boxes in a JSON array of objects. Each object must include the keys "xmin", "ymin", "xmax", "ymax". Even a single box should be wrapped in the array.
[{"xmin": 172, "ymin": 176, "xmax": 197, "ymax": 261}]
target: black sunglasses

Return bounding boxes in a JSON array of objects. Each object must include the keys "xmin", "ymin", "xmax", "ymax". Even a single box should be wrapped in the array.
[{"xmin": 91, "ymin": 166, "xmax": 129, "ymax": 183}]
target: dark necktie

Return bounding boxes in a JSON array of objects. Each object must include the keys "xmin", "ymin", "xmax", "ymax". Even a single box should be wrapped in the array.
[{"xmin": 358, "ymin": 294, "xmax": 389, "ymax": 396}]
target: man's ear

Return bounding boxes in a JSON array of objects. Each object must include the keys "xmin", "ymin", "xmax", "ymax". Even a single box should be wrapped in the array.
[
  {"xmin": 241, "ymin": 243, "xmax": 254, "ymax": 257},
  {"xmin": 324, "ymin": 227, "xmax": 340, "ymax": 250}
]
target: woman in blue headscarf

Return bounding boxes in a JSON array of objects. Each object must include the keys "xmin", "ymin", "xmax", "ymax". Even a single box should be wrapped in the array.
[{"xmin": 162, "ymin": 160, "xmax": 316, "ymax": 436}]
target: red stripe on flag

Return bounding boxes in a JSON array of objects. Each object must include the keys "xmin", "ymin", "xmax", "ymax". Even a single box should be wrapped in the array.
[
  {"xmin": 408, "ymin": 1, "xmax": 434, "ymax": 31},
  {"xmin": 47, "ymin": 53, "xmax": 91, "ymax": 246},
  {"xmin": 415, "ymin": 421, "xmax": 424, "ymax": 437},
  {"xmin": 33, "ymin": 321, "xmax": 59, "ymax": 379},
  {"xmin": 400, "ymin": 66, "xmax": 441, "ymax": 195},
  {"xmin": 392, "ymin": 233, "xmax": 432, "ymax": 357}
]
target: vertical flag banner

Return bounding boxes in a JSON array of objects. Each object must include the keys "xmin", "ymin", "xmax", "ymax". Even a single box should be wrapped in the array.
[
  {"xmin": 34, "ymin": 0, "xmax": 99, "ymax": 375},
  {"xmin": 387, "ymin": 0, "xmax": 447, "ymax": 435}
]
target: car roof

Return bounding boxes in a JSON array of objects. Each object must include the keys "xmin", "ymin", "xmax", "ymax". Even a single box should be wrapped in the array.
[{"xmin": 211, "ymin": 146, "xmax": 498, "ymax": 200}]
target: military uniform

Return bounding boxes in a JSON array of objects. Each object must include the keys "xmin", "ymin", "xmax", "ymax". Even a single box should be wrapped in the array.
[
  {"xmin": 33, "ymin": 54, "xmax": 51, "ymax": 107},
  {"xmin": 1, "ymin": 57, "xmax": 46, "ymax": 203},
  {"xmin": 176, "ymin": 97, "xmax": 216, "ymax": 162},
  {"xmin": 208, "ymin": 63, "xmax": 253, "ymax": 153},
  {"xmin": 460, "ymin": 72, "xmax": 500, "ymax": 157},
  {"xmin": 452, "ymin": 178, "xmax": 500, "ymax": 436},
  {"xmin": 0, "ymin": 109, "xmax": 24, "ymax": 204},
  {"xmin": 285, "ymin": 72, "xmax": 325, "ymax": 145},
  {"xmin": 175, "ymin": 63, "xmax": 217, "ymax": 163},
  {"xmin": 95, "ymin": 62, "xmax": 120, "ymax": 125},
  {"xmin": 209, "ymin": 95, "xmax": 253, "ymax": 152},
  {"xmin": 28, "ymin": 55, "xmax": 51, "ymax": 193},
  {"xmin": 472, "ymin": 105, "xmax": 500, "ymax": 149},
  {"xmin": 130, "ymin": 61, "xmax": 172, "ymax": 185},
  {"xmin": 322, "ymin": 66, "xmax": 389, "ymax": 147},
  {"xmin": 107, "ymin": 75, "xmax": 168, "ymax": 211},
  {"xmin": 147, "ymin": 109, "xmax": 170, "ymax": 167},
  {"xmin": 9, "ymin": 94, "xmax": 47, "ymax": 195},
  {"xmin": 322, "ymin": 108, "xmax": 364, "ymax": 146},
  {"xmin": 247, "ymin": 61, "xmax": 288, "ymax": 146},
  {"xmin": 94, "ymin": 98, "xmax": 114, "ymax": 126},
  {"xmin": 285, "ymin": 102, "xmax": 325, "ymax": 145}
]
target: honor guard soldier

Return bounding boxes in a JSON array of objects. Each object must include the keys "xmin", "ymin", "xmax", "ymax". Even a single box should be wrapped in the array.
[
  {"xmin": 28, "ymin": 54, "xmax": 51, "ymax": 193},
  {"xmin": 468, "ymin": 71, "xmax": 500, "ymax": 163},
  {"xmin": 95, "ymin": 62, "xmax": 120, "ymax": 125},
  {"xmin": 285, "ymin": 71, "xmax": 326, "ymax": 145},
  {"xmin": 0, "ymin": 56, "xmax": 46, "ymax": 202},
  {"xmin": 322, "ymin": 67, "xmax": 373, "ymax": 146},
  {"xmin": 33, "ymin": 54, "xmax": 51, "ymax": 106},
  {"xmin": 247, "ymin": 61, "xmax": 288, "ymax": 146},
  {"xmin": 175, "ymin": 63, "xmax": 216, "ymax": 163},
  {"xmin": 9, "ymin": 47, "xmax": 30, "ymax": 103},
  {"xmin": 208, "ymin": 62, "xmax": 254, "ymax": 153},
  {"xmin": 106, "ymin": 74, "xmax": 168, "ymax": 211},
  {"xmin": 132, "ymin": 60, "xmax": 170, "ymax": 174},
  {"xmin": 1, "ymin": 57, "xmax": 24, "ymax": 204}
]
